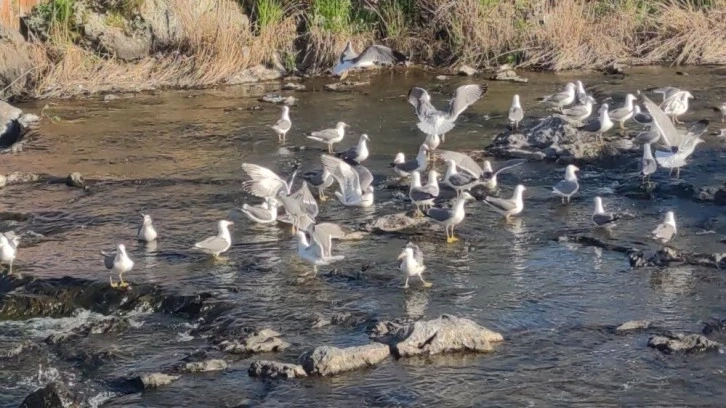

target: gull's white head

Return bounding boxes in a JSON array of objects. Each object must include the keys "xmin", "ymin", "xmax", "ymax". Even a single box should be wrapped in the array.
[
  {"xmin": 397, "ymin": 246, "xmax": 414, "ymax": 260},
  {"xmin": 576, "ymin": 80, "xmax": 585, "ymax": 92},
  {"xmin": 219, "ymin": 220, "xmax": 234, "ymax": 230},
  {"xmin": 665, "ymin": 211, "xmax": 676, "ymax": 226},
  {"xmin": 512, "ymin": 94, "xmax": 520, "ymax": 106},
  {"xmin": 393, "ymin": 152, "xmax": 405, "ymax": 164},
  {"xmin": 684, "ymin": 92, "xmax": 694, "ymax": 100},
  {"xmin": 565, "ymin": 164, "xmax": 579, "ymax": 180},
  {"xmin": 141, "ymin": 214, "xmax": 153, "ymax": 224},
  {"xmin": 0, "ymin": 235, "xmax": 9, "ymax": 247},
  {"xmin": 361, "ymin": 133, "xmax": 370, "ymax": 142},
  {"xmin": 599, "ymin": 103, "xmax": 609, "ymax": 114},
  {"xmin": 565, "ymin": 83, "xmax": 576, "ymax": 93},
  {"xmin": 461, "ymin": 191, "xmax": 475, "ymax": 201},
  {"xmin": 336, "ymin": 122, "xmax": 349, "ymax": 130},
  {"xmin": 514, "ymin": 184, "xmax": 526, "ymax": 196},
  {"xmin": 483, "ymin": 160, "xmax": 493, "ymax": 173},
  {"xmin": 594, "ymin": 196, "xmax": 605, "ymax": 213},
  {"xmin": 117, "ymin": 243, "xmax": 126, "ymax": 253}
]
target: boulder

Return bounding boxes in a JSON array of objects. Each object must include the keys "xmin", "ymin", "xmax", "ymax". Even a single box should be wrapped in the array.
[
  {"xmin": 139, "ymin": 0, "xmax": 184, "ymax": 50},
  {"xmin": 363, "ymin": 212, "xmax": 428, "ymax": 233},
  {"xmin": 299, "ymin": 343, "xmax": 390, "ymax": 376},
  {"xmin": 616, "ymin": 320, "xmax": 651, "ymax": 332},
  {"xmin": 371, "ymin": 315, "xmax": 504, "ymax": 357},
  {"xmin": 490, "ymin": 68, "xmax": 528, "ymax": 83},
  {"xmin": 248, "ymin": 360, "xmax": 307, "ymax": 379},
  {"xmin": 65, "ymin": 172, "xmax": 84, "ymax": 188},
  {"xmin": 282, "ymin": 82, "xmax": 306, "ymax": 91},
  {"xmin": 456, "ymin": 64, "xmax": 477, "ymax": 76},
  {"xmin": 0, "ymin": 25, "xmax": 32, "ymax": 99},
  {"xmin": 81, "ymin": 9, "xmax": 151, "ymax": 61},
  {"xmin": 648, "ymin": 332, "xmax": 722, "ymax": 354},
  {"xmin": 0, "ymin": 174, "xmax": 6, "ymax": 188},
  {"xmin": 18, "ymin": 382, "xmax": 72, "ymax": 408},
  {"xmin": 228, "ymin": 65, "xmax": 285, "ymax": 85},
  {"xmin": 180, "ymin": 359, "xmax": 228, "ymax": 373},
  {"xmin": 211, "ymin": 325, "xmax": 290, "ymax": 354}
]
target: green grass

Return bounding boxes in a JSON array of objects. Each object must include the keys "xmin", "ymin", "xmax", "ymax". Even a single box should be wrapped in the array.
[
  {"xmin": 255, "ymin": 0, "xmax": 285, "ymax": 30},
  {"xmin": 310, "ymin": 0, "xmax": 354, "ymax": 33}
]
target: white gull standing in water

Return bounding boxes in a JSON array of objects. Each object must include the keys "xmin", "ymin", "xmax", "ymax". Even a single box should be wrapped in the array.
[
  {"xmin": 307, "ymin": 122, "xmax": 349, "ymax": 153},
  {"xmin": 337, "ymin": 133, "xmax": 370, "ymax": 164},
  {"xmin": 552, "ymin": 165, "xmax": 580, "ymax": 204},
  {"xmin": 652, "ymin": 211, "xmax": 677, "ymax": 244},
  {"xmin": 137, "ymin": 214, "xmax": 158, "ymax": 242},
  {"xmin": 483, "ymin": 184, "xmax": 526, "ymax": 220},
  {"xmin": 398, "ymin": 243, "xmax": 431, "ymax": 288},
  {"xmin": 241, "ymin": 198, "xmax": 278, "ymax": 224},
  {"xmin": 408, "ymin": 171, "xmax": 439, "ymax": 217},
  {"xmin": 508, "ymin": 94, "xmax": 524, "ymax": 130},
  {"xmin": 270, "ymin": 106, "xmax": 292, "ymax": 143},
  {"xmin": 194, "ymin": 220, "xmax": 234, "ymax": 258},
  {"xmin": 591, "ymin": 197, "xmax": 619, "ymax": 228},
  {"xmin": 425, "ymin": 191, "xmax": 475, "ymax": 243}
]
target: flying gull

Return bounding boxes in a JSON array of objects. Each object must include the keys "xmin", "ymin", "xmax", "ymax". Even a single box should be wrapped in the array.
[
  {"xmin": 194, "ymin": 220, "xmax": 234, "ymax": 257},
  {"xmin": 308, "ymin": 122, "xmax": 349, "ymax": 154},
  {"xmin": 408, "ymin": 84, "xmax": 486, "ymax": 139},
  {"xmin": 321, "ymin": 154, "xmax": 375, "ymax": 207},
  {"xmin": 332, "ymin": 41, "xmax": 407, "ymax": 80},
  {"xmin": 552, "ymin": 164, "xmax": 580, "ymax": 204},
  {"xmin": 398, "ymin": 243, "xmax": 431, "ymax": 288},
  {"xmin": 336, "ymin": 133, "xmax": 370, "ymax": 164},
  {"xmin": 542, "ymin": 83, "xmax": 576, "ymax": 112},
  {"xmin": 425, "ymin": 191, "xmax": 475, "ymax": 243},
  {"xmin": 242, "ymin": 163, "xmax": 298, "ymax": 200},
  {"xmin": 102, "ymin": 243, "xmax": 134, "ymax": 288},
  {"xmin": 591, "ymin": 196, "xmax": 620, "ymax": 227},
  {"xmin": 241, "ymin": 198, "xmax": 278, "ymax": 224},
  {"xmin": 408, "ymin": 171, "xmax": 439, "ymax": 217},
  {"xmin": 137, "ymin": 214, "xmax": 158, "ymax": 242},
  {"xmin": 652, "ymin": 211, "xmax": 677, "ymax": 244},
  {"xmin": 391, "ymin": 144, "xmax": 428, "ymax": 178},
  {"xmin": 608, "ymin": 94, "xmax": 637, "ymax": 129},
  {"xmin": 483, "ymin": 184, "xmax": 526, "ymax": 220},
  {"xmin": 270, "ymin": 106, "xmax": 292, "ymax": 143},
  {"xmin": 653, "ymin": 87, "xmax": 681, "ymax": 103},
  {"xmin": 508, "ymin": 94, "xmax": 524, "ymax": 130}
]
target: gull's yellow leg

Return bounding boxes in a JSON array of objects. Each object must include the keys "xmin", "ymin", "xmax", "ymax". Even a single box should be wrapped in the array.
[
  {"xmin": 109, "ymin": 275, "xmax": 118, "ymax": 288},
  {"xmin": 420, "ymin": 275, "xmax": 433, "ymax": 288},
  {"xmin": 449, "ymin": 225, "xmax": 459, "ymax": 243},
  {"xmin": 118, "ymin": 272, "xmax": 129, "ymax": 288}
]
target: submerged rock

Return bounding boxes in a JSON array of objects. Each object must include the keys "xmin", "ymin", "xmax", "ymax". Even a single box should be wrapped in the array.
[
  {"xmin": 702, "ymin": 318, "xmax": 726, "ymax": 335},
  {"xmin": 111, "ymin": 372, "xmax": 181, "ymax": 394},
  {"xmin": 212, "ymin": 326, "xmax": 290, "ymax": 354},
  {"xmin": 299, "ymin": 343, "xmax": 390, "ymax": 376},
  {"xmin": 616, "ymin": 320, "xmax": 652, "ymax": 332},
  {"xmin": 249, "ymin": 360, "xmax": 307, "ymax": 379},
  {"xmin": 65, "ymin": 172, "xmax": 85, "ymax": 188},
  {"xmin": 4, "ymin": 172, "xmax": 41, "ymax": 185},
  {"xmin": 259, "ymin": 93, "xmax": 297, "ymax": 105},
  {"xmin": 371, "ymin": 315, "xmax": 504, "ymax": 357},
  {"xmin": 363, "ymin": 212, "xmax": 428, "ymax": 233},
  {"xmin": 1, "ymin": 101, "xmax": 39, "ymax": 151},
  {"xmin": 45, "ymin": 317, "xmax": 130, "ymax": 344},
  {"xmin": 324, "ymin": 81, "xmax": 370, "ymax": 92},
  {"xmin": 180, "ymin": 359, "xmax": 228, "ymax": 373},
  {"xmin": 490, "ymin": 67, "xmax": 528, "ymax": 83},
  {"xmin": 282, "ymin": 82, "xmax": 306, "ymax": 91},
  {"xmin": 18, "ymin": 382, "xmax": 72, "ymax": 408},
  {"xmin": 647, "ymin": 333, "xmax": 722, "ymax": 354}
]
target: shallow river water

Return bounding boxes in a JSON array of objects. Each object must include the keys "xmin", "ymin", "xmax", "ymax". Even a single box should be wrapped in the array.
[{"xmin": 2, "ymin": 67, "xmax": 726, "ymax": 407}]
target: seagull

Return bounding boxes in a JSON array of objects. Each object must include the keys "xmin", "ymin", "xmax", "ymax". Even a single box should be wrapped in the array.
[
  {"xmin": 643, "ymin": 95, "xmax": 706, "ymax": 178},
  {"xmin": 336, "ymin": 133, "xmax": 370, "ymax": 164},
  {"xmin": 295, "ymin": 229, "xmax": 344, "ymax": 276},
  {"xmin": 302, "ymin": 168, "xmax": 334, "ymax": 201},
  {"xmin": 101, "ymin": 244, "xmax": 134, "ymax": 288},
  {"xmin": 608, "ymin": 94, "xmax": 637, "ymax": 129},
  {"xmin": 423, "ymin": 133, "xmax": 441, "ymax": 155},
  {"xmin": 577, "ymin": 104, "xmax": 613, "ymax": 142},
  {"xmin": 398, "ymin": 243, "xmax": 431, "ymax": 288},
  {"xmin": 653, "ymin": 87, "xmax": 681, "ymax": 103},
  {"xmin": 409, "ymin": 171, "xmax": 438, "ymax": 217},
  {"xmin": 425, "ymin": 191, "xmax": 475, "ymax": 243},
  {"xmin": 242, "ymin": 163, "xmax": 298, "ymax": 200},
  {"xmin": 277, "ymin": 182, "xmax": 319, "ymax": 232},
  {"xmin": 194, "ymin": 220, "xmax": 234, "ymax": 257},
  {"xmin": 408, "ymin": 84, "xmax": 486, "ymax": 140},
  {"xmin": 652, "ymin": 211, "xmax": 677, "ymax": 244},
  {"xmin": 575, "ymin": 80, "xmax": 589, "ymax": 105},
  {"xmin": 591, "ymin": 196, "xmax": 619, "ymax": 227},
  {"xmin": 559, "ymin": 95, "xmax": 595, "ymax": 123},
  {"xmin": 425, "ymin": 169, "xmax": 440, "ymax": 202},
  {"xmin": 508, "ymin": 94, "xmax": 524, "ymax": 130},
  {"xmin": 660, "ymin": 91, "xmax": 694, "ymax": 124},
  {"xmin": 241, "ymin": 198, "xmax": 278, "ymax": 224},
  {"xmin": 332, "ymin": 41, "xmax": 407, "ymax": 80},
  {"xmin": 321, "ymin": 154, "xmax": 374, "ymax": 207},
  {"xmin": 632, "ymin": 105, "xmax": 653, "ymax": 126},
  {"xmin": 436, "ymin": 150, "xmax": 525, "ymax": 190},
  {"xmin": 0, "ymin": 233, "xmax": 18, "ymax": 274},
  {"xmin": 443, "ymin": 159, "xmax": 481, "ymax": 197},
  {"xmin": 640, "ymin": 142, "xmax": 657, "ymax": 185},
  {"xmin": 552, "ymin": 164, "xmax": 580, "ymax": 204},
  {"xmin": 307, "ymin": 122, "xmax": 349, "ymax": 153},
  {"xmin": 137, "ymin": 214, "xmax": 158, "ymax": 242},
  {"xmin": 308, "ymin": 223, "xmax": 346, "ymax": 257},
  {"xmin": 270, "ymin": 106, "xmax": 292, "ymax": 143},
  {"xmin": 542, "ymin": 83, "xmax": 576, "ymax": 112},
  {"xmin": 713, "ymin": 102, "xmax": 726, "ymax": 123},
  {"xmin": 391, "ymin": 144, "xmax": 428, "ymax": 178},
  {"xmin": 483, "ymin": 184, "xmax": 526, "ymax": 220}
]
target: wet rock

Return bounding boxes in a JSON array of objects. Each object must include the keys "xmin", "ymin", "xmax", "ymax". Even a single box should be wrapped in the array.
[
  {"xmin": 248, "ymin": 360, "xmax": 307, "ymax": 379},
  {"xmin": 695, "ymin": 184, "xmax": 726, "ymax": 205},
  {"xmin": 0, "ymin": 341, "xmax": 37, "ymax": 359},
  {"xmin": 363, "ymin": 212, "xmax": 428, "ymax": 233},
  {"xmin": 45, "ymin": 317, "xmax": 130, "ymax": 345},
  {"xmin": 180, "ymin": 359, "xmax": 228, "ymax": 373},
  {"xmin": 435, "ymin": 75, "xmax": 449, "ymax": 81},
  {"xmin": 702, "ymin": 319, "xmax": 726, "ymax": 335},
  {"xmin": 604, "ymin": 61, "xmax": 627, "ymax": 75},
  {"xmin": 371, "ymin": 315, "xmax": 503, "ymax": 357},
  {"xmin": 312, "ymin": 312, "xmax": 375, "ymax": 329},
  {"xmin": 647, "ymin": 332, "xmax": 722, "ymax": 354},
  {"xmin": 259, "ymin": 93, "xmax": 297, "ymax": 105},
  {"xmin": 103, "ymin": 94, "xmax": 120, "ymax": 102},
  {"xmin": 0, "ymin": 174, "xmax": 6, "ymax": 188},
  {"xmin": 211, "ymin": 325, "xmax": 290, "ymax": 354},
  {"xmin": 65, "ymin": 172, "xmax": 84, "ymax": 188},
  {"xmin": 228, "ymin": 65, "xmax": 284, "ymax": 85},
  {"xmin": 456, "ymin": 64, "xmax": 477, "ymax": 76},
  {"xmin": 299, "ymin": 343, "xmax": 390, "ymax": 376},
  {"xmin": 324, "ymin": 81, "xmax": 370, "ymax": 92},
  {"xmin": 0, "ymin": 25, "xmax": 32, "ymax": 99},
  {"xmin": 490, "ymin": 67, "xmax": 528, "ymax": 83},
  {"xmin": 4, "ymin": 172, "xmax": 41, "ymax": 185},
  {"xmin": 616, "ymin": 320, "xmax": 652, "ymax": 332},
  {"xmin": 1, "ymin": 101, "xmax": 38, "ymax": 151},
  {"xmin": 18, "ymin": 382, "xmax": 72, "ymax": 408},
  {"xmin": 282, "ymin": 82, "xmax": 306, "ymax": 91},
  {"xmin": 81, "ymin": 7, "xmax": 152, "ymax": 61}
]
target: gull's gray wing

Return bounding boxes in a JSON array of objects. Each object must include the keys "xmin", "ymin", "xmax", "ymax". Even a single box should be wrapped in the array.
[
  {"xmin": 446, "ymin": 84, "xmax": 486, "ymax": 121},
  {"xmin": 314, "ymin": 222, "xmax": 346, "ymax": 239},
  {"xmin": 642, "ymin": 95, "xmax": 682, "ymax": 148},
  {"xmin": 652, "ymin": 223, "xmax": 676, "ymax": 243},
  {"xmin": 484, "ymin": 196, "xmax": 517, "ymax": 212},
  {"xmin": 578, "ymin": 118, "xmax": 601, "ymax": 133},
  {"xmin": 437, "ymin": 150, "xmax": 482, "ymax": 177},
  {"xmin": 410, "ymin": 187, "xmax": 437, "ymax": 202},
  {"xmin": 635, "ymin": 128, "xmax": 660, "ymax": 145},
  {"xmin": 338, "ymin": 145, "xmax": 359, "ymax": 162},
  {"xmin": 195, "ymin": 236, "xmax": 228, "ymax": 253},
  {"xmin": 562, "ymin": 103, "xmax": 589, "ymax": 118},
  {"xmin": 448, "ymin": 173, "xmax": 477, "ymax": 187},
  {"xmin": 308, "ymin": 128, "xmax": 339, "ymax": 142},
  {"xmin": 289, "ymin": 182, "xmax": 319, "ymax": 219},
  {"xmin": 653, "ymin": 87, "xmax": 680, "ymax": 101},
  {"xmin": 492, "ymin": 159, "xmax": 527, "ymax": 177},
  {"xmin": 395, "ymin": 158, "xmax": 421, "ymax": 173},
  {"xmin": 352, "ymin": 164, "xmax": 373, "ymax": 191},
  {"xmin": 553, "ymin": 180, "xmax": 578, "ymax": 196},
  {"xmin": 303, "ymin": 170, "xmax": 326, "ymax": 187},
  {"xmin": 633, "ymin": 110, "xmax": 652, "ymax": 124},
  {"xmin": 408, "ymin": 87, "xmax": 438, "ymax": 121},
  {"xmin": 308, "ymin": 230, "xmax": 327, "ymax": 259},
  {"xmin": 242, "ymin": 164, "xmax": 283, "ymax": 182},
  {"xmin": 593, "ymin": 213, "xmax": 617, "ymax": 226},
  {"xmin": 2, "ymin": 231, "xmax": 19, "ymax": 249},
  {"xmin": 341, "ymin": 41, "xmax": 357, "ymax": 62},
  {"xmin": 242, "ymin": 204, "xmax": 275, "ymax": 221},
  {"xmin": 509, "ymin": 106, "xmax": 523, "ymax": 122},
  {"xmin": 406, "ymin": 242, "xmax": 424, "ymax": 265},
  {"xmin": 321, "ymin": 154, "xmax": 362, "ymax": 203},
  {"xmin": 101, "ymin": 251, "xmax": 116, "ymax": 270},
  {"xmin": 426, "ymin": 207, "xmax": 453, "ymax": 222},
  {"xmin": 242, "ymin": 178, "xmax": 287, "ymax": 199},
  {"xmin": 272, "ymin": 118, "xmax": 291, "ymax": 133},
  {"xmin": 353, "ymin": 45, "xmax": 406, "ymax": 66},
  {"xmin": 686, "ymin": 119, "xmax": 709, "ymax": 139}
]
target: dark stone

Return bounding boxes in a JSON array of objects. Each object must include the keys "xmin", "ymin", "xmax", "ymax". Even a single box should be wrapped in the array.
[
  {"xmin": 18, "ymin": 383, "xmax": 71, "ymax": 408},
  {"xmin": 648, "ymin": 332, "xmax": 722, "ymax": 354}
]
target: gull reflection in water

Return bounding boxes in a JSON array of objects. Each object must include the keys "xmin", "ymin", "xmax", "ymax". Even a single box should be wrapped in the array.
[
  {"xmin": 404, "ymin": 289, "xmax": 430, "ymax": 319},
  {"xmin": 506, "ymin": 217, "xmax": 528, "ymax": 282}
]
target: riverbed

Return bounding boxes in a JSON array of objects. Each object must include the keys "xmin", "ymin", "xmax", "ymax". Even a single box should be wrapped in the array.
[{"xmin": 2, "ymin": 67, "xmax": 726, "ymax": 407}]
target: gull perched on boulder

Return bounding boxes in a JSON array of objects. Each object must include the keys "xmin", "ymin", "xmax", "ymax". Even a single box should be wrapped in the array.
[
  {"xmin": 508, "ymin": 94, "xmax": 524, "ymax": 130},
  {"xmin": 559, "ymin": 95, "xmax": 595, "ymax": 124},
  {"xmin": 308, "ymin": 122, "xmax": 349, "ymax": 153},
  {"xmin": 194, "ymin": 220, "xmax": 234, "ymax": 257},
  {"xmin": 332, "ymin": 41, "xmax": 407, "ymax": 80},
  {"xmin": 591, "ymin": 197, "xmax": 620, "ymax": 228},
  {"xmin": 408, "ymin": 84, "xmax": 486, "ymax": 140},
  {"xmin": 425, "ymin": 191, "xmax": 475, "ymax": 243},
  {"xmin": 137, "ymin": 214, "xmax": 158, "ymax": 242},
  {"xmin": 608, "ymin": 94, "xmax": 637, "ymax": 130},
  {"xmin": 552, "ymin": 164, "xmax": 579, "ymax": 204},
  {"xmin": 577, "ymin": 104, "xmax": 613, "ymax": 142},
  {"xmin": 102, "ymin": 244, "xmax": 133, "ymax": 288},
  {"xmin": 270, "ymin": 106, "xmax": 292, "ymax": 143},
  {"xmin": 398, "ymin": 243, "xmax": 431, "ymax": 288},
  {"xmin": 483, "ymin": 184, "xmax": 526, "ymax": 220},
  {"xmin": 652, "ymin": 211, "xmax": 677, "ymax": 244}
]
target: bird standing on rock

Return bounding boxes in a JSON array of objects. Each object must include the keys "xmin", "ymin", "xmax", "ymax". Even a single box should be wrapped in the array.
[
  {"xmin": 508, "ymin": 94, "xmax": 524, "ymax": 130},
  {"xmin": 102, "ymin": 244, "xmax": 133, "ymax": 288}
]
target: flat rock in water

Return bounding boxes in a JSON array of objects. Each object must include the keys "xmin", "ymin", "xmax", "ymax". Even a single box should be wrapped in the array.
[
  {"xmin": 282, "ymin": 82, "xmax": 306, "ymax": 91},
  {"xmin": 436, "ymin": 75, "xmax": 449, "ymax": 81},
  {"xmin": 181, "ymin": 359, "xmax": 228, "ymax": 373},
  {"xmin": 365, "ymin": 213, "xmax": 428, "ymax": 233},
  {"xmin": 647, "ymin": 333, "xmax": 722, "ymax": 354},
  {"xmin": 5, "ymin": 172, "xmax": 40, "ymax": 185},
  {"xmin": 260, "ymin": 93, "xmax": 297, "ymax": 105},
  {"xmin": 0, "ymin": 174, "xmax": 6, "ymax": 188},
  {"xmin": 457, "ymin": 64, "xmax": 477, "ymax": 76},
  {"xmin": 324, "ymin": 81, "xmax": 370, "ymax": 92},
  {"xmin": 616, "ymin": 320, "xmax": 652, "ymax": 332},
  {"xmin": 299, "ymin": 343, "xmax": 390, "ymax": 376},
  {"xmin": 371, "ymin": 314, "xmax": 504, "ymax": 357},
  {"xmin": 141, "ymin": 373, "xmax": 180, "ymax": 388},
  {"xmin": 248, "ymin": 360, "xmax": 307, "ymax": 379},
  {"xmin": 214, "ymin": 327, "xmax": 290, "ymax": 354},
  {"xmin": 65, "ymin": 172, "xmax": 84, "ymax": 188},
  {"xmin": 491, "ymin": 69, "xmax": 528, "ymax": 83}
]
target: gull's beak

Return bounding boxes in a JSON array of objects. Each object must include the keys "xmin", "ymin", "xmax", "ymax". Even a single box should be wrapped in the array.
[{"xmin": 397, "ymin": 251, "xmax": 406, "ymax": 260}]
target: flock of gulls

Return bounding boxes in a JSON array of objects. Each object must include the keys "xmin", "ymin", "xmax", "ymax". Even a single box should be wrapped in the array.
[{"xmin": 0, "ymin": 41, "xmax": 719, "ymax": 289}]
